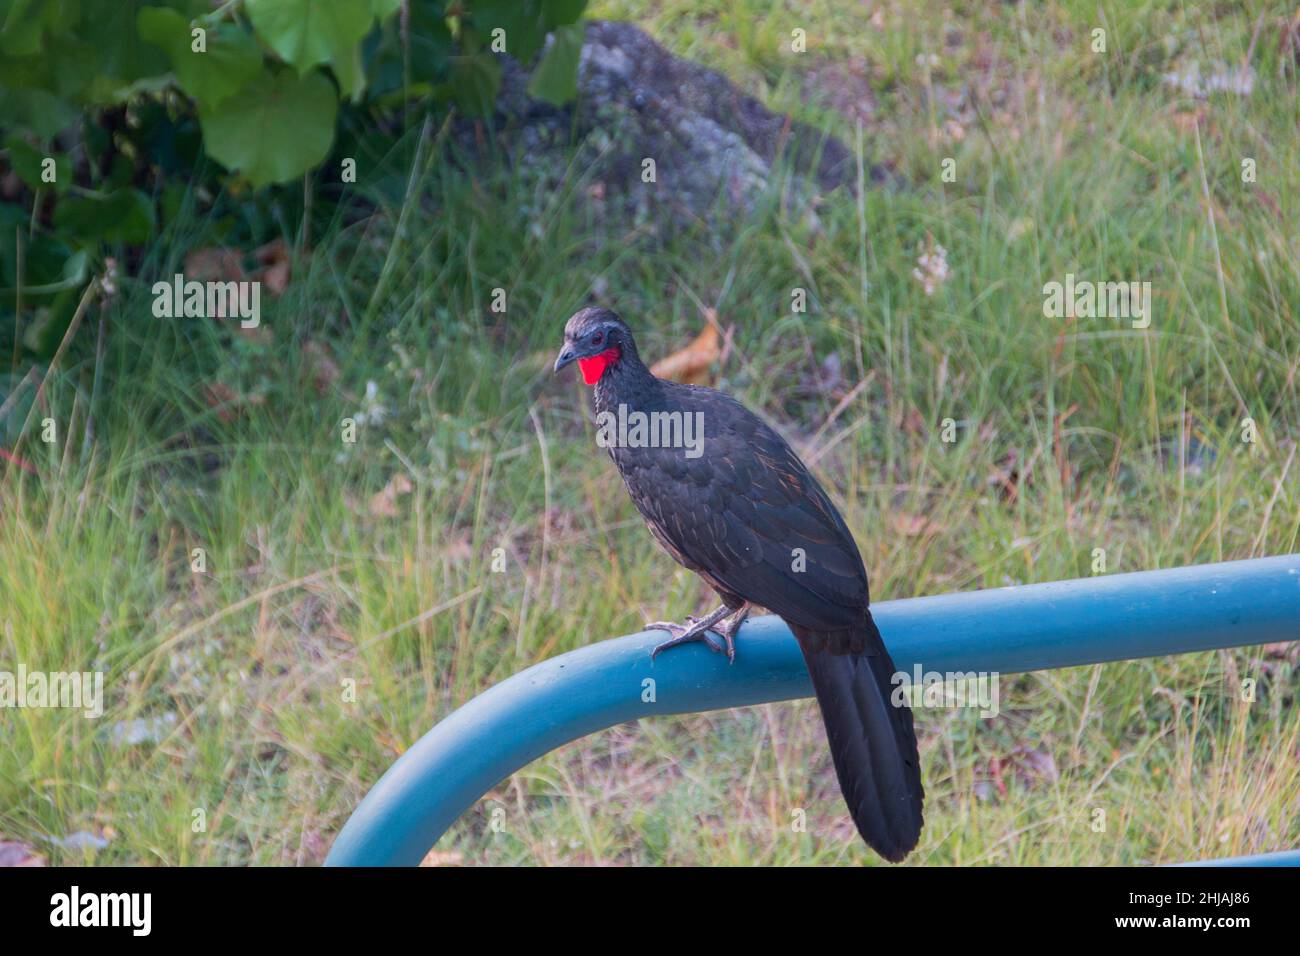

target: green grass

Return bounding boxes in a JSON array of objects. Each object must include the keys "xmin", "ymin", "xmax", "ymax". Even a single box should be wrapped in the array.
[{"xmin": 1, "ymin": 0, "xmax": 1297, "ymax": 865}]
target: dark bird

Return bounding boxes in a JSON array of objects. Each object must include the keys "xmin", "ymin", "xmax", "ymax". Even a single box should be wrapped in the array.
[{"xmin": 554, "ymin": 307, "xmax": 924, "ymax": 861}]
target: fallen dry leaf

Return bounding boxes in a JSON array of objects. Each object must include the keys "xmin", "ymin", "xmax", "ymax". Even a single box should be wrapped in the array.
[
  {"xmin": 980, "ymin": 745, "xmax": 1058, "ymax": 800},
  {"xmin": 650, "ymin": 321, "xmax": 721, "ymax": 384},
  {"xmin": 892, "ymin": 513, "xmax": 941, "ymax": 537},
  {"xmin": 1012, "ymin": 746, "xmax": 1059, "ymax": 786},
  {"xmin": 184, "ymin": 247, "xmax": 245, "ymax": 283},
  {"xmin": 1262, "ymin": 641, "xmax": 1299, "ymax": 663},
  {"xmin": 901, "ymin": 406, "xmax": 927, "ymax": 437},
  {"xmin": 443, "ymin": 536, "xmax": 472, "ymax": 562},
  {"xmin": 1171, "ymin": 107, "xmax": 1211, "ymax": 136},
  {"xmin": 988, "ymin": 448, "xmax": 1029, "ymax": 503},
  {"xmin": 253, "ymin": 239, "xmax": 293, "ymax": 297},
  {"xmin": 369, "ymin": 473, "xmax": 413, "ymax": 518},
  {"xmin": 202, "ymin": 382, "xmax": 265, "ymax": 422},
  {"xmin": 302, "ymin": 340, "xmax": 340, "ymax": 395}
]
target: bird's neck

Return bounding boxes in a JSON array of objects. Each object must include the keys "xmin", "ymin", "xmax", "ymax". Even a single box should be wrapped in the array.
[{"xmin": 593, "ymin": 348, "xmax": 660, "ymax": 414}]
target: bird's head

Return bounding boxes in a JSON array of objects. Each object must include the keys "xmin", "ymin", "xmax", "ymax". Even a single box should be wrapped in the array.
[{"xmin": 553, "ymin": 307, "xmax": 635, "ymax": 385}]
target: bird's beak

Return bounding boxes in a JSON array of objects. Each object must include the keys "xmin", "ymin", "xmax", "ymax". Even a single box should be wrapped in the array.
[{"xmin": 553, "ymin": 346, "xmax": 577, "ymax": 373}]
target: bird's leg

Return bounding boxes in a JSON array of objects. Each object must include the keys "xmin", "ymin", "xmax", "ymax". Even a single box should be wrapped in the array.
[
  {"xmin": 711, "ymin": 602, "xmax": 752, "ymax": 664},
  {"xmin": 646, "ymin": 604, "xmax": 732, "ymax": 659}
]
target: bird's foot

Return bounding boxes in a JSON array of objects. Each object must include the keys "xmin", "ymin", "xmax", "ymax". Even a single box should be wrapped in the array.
[
  {"xmin": 710, "ymin": 603, "xmax": 751, "ymax": 664},
  {"xmin": 646, "ymin": 619, "xmax": 727, "ymax": 658},
  {"xmin": 646, "ymin": 602, "xmax": 751, "ymax": 663}
]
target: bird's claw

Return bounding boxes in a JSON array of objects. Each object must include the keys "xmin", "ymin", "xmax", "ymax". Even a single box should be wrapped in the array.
[
  {"xmin": 717, "ymin": 628, "xmax": 737, "ymax": 663},
  {"xmin": 646, "ymin": 620, "xmax": 726, "ymax": 659}
]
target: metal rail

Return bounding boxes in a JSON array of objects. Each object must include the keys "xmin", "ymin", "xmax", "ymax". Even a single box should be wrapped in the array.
[{"xmin": 326, "ymin": 555, "xmax": 1300, "ymax": 866}]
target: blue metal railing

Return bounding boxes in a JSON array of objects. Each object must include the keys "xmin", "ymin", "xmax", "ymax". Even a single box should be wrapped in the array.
[{"xmin": 326, "ymin": 554, "xmax": 1300, "ymax": 866}]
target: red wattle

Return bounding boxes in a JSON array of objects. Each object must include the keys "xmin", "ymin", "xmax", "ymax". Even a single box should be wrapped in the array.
[{"xmin": 578, "ymin": 347, "xmax": 621, "ymax": 385}]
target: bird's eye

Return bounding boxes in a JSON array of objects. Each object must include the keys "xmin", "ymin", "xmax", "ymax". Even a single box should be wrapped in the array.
[{"xmin": 590, "ymin": 331, "xmax": 604, "ymax": 345}]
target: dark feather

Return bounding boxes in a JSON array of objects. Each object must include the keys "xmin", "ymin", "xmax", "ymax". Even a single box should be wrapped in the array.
[{"xmin": 577, "ymin": 316, "xmax": 925, "ymax": 860}]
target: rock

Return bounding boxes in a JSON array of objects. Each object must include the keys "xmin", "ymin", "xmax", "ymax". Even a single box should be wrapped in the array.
[
  {"xmin": 107, "ymin": 712, "xmax": 177, "ymax": 746},
  {"xmin": 0, "ymin": 840, "xmax": 45, "ymax": 867},
  {"xmin": 451, "ymin": 21, "xmax": 886, "ymax": 226},
  {"xmin": 1161, "ymin": 61, "xmax": 1255, "ymax": 99},
  {"xmin": 49, "ymin": 830, "xmax": 111, "ymax": 852}
]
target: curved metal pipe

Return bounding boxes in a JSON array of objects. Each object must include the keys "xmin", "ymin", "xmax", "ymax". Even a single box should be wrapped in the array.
[{"xmin": 326, "ymin": 554, "xmax": 1300, "ymax": 866}]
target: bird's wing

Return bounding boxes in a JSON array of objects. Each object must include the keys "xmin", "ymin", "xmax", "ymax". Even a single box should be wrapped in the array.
[{"xmin": 613, "ymin": 387, "xmax": 868, "ymax": 629}]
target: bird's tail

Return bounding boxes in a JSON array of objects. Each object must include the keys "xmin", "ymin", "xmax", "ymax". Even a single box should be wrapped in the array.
[{"xmin": 794, "ymin": 611, "xmax": 924, "ymax": 861}]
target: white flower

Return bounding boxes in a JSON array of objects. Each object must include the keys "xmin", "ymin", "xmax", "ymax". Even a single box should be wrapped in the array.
[
  {"xmin": 912, "ymin": 241, "xmax": 950, "ymax": 296},
  {"xmin": 352, "ymin": 380, "xmax": 389, "ymax": 427}
]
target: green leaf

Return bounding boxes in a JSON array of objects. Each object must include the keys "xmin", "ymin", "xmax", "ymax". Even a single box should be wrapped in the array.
[
  {"xmin": 245, "ymin": 0, "xmax": 373, "ymax": 74},
  {"xmin": 76, "ymin": 0, "xmax": 172, "ymax": 102},
  {"xmin": 104, "ymin": 152, "xmax": 135, "ymax": 191},
  {"xmin": 0, "ymin": 1, "xmax": 95, "ymax": 100},
  {"xmin": 440, "ymin": 52, "xmax": 501, "ymax": 117},
  {"xmin": 472, "ymin": 0, "xmax": 546, "ymax": 63},
  {"xmin": 4, "ymin": 137, "xmax": 43, "ymax": 189},
  {"xmin": 137, "ymin": 7, "xmax": 263, "ymax": 109},
  {"xmin": 364, "ymin": 0, "xmax": 450, "ymax": 96},
  {"xmin": 0, "ymin": 247, "xmax": 89, "ymax": 296},
  {"xmin": 23, "ymin": 285, "xmax": 83, "ymax": 359},
  {"xmin": 527, "ymin": 21, "xmax": 583, "ymax": 106},
  {"xmin": 0, "ymin": 213, "xmax": 75, "ymax": 289},
  {"xmin": 0, "ymin": 88, "xmax": 80, "ymax": 138},
  {"xmin": 372, "ymin": 0, "xmax": 403, "ymax": 18},
  {"xmin": 198, "ymin": 67, "xmax": 339, "ymax": 187},
  {"xmin": 0, "ymin": 0, "xmax": 61, "ymax": 57},
  {"xmin": 4, "ymin": 136, "xmax": 70, "ymax": 193},
  {"xmin": 407, "ymin": 0, "xmax": 452, "ymax": 77},
  {"xmin": 331, "ymin": 38, "xmax": 366, "ymax": 100},
  {"xmin": 541, "ymin": 0, "xmax": 586, "ymax": 29},
  {"xmin": 53, "ymin": 187, "xmax": 155, "ymax": 244},
  {"xmin": 35, "ymin": 33, "xmax": 99, "ymax": 100}
]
